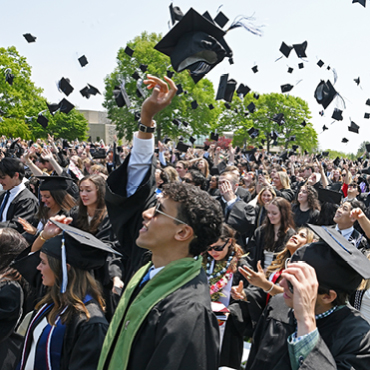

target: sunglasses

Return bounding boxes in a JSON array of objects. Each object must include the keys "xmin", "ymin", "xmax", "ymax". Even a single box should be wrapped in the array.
[
  {"xmin": 285, "ymin": 258, "xmax": 294, "ymax": 293},
  {"xmin": 153, "ymin": 202, "xmax": 188, "ymax": 225},
  {"xmin": 208, "ymin": 239, "xmax": 230, "ymax": 252}
]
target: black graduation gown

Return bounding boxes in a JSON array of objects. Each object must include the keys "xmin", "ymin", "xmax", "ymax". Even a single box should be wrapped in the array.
[
  {"xmin": 19, "ymin": 299, "xmax": 109, "ymax": 370},
  {"xmin": 125, "ymin": 269, "xmax": 220, "ymax": 370},
  {"xmin": 246, "ymin": 294, "xmax": 370, "ymax": 370},
  {"xmin": 0, "ymin": 188, "xmax": 38, "ymax": 233},
  {"xmin": 105, "ymin": 154, "xmax": 157, "ymax": 285},
  {"xmin": 291, "ymin": 204, "xmax": 320, "ymax": 227}
]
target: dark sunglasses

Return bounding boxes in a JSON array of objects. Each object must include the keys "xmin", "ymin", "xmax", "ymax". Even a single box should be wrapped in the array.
[{"xmin": 208, "ymin": 239, "xmax": 230, "ymax": 252}]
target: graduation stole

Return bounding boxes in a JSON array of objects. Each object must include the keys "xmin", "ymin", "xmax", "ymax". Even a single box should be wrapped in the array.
[{"xmin": 97, "ymin": 257, "xmax": 202, "ymax": 370}]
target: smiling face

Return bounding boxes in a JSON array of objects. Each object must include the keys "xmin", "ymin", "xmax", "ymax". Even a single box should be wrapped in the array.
[
  {"xmin": 267, "ymin": 203, "xmax": 281, "ymax": 225},
  {"xmin": 40, "ymin": 190, "xmax": 57, "ymax": 209},
  {"xmin": 333, "ymin": 202, "xmax": 354, "ymax": 229},
  {"xmin": 207, "ymin": 238, "xmax": 230, "ymax": 261},
  {"xmin": 285, "ymin": 228, "xmax": 309, "ymax": 255},
  {"xmin": 79, "ymin": 179, "xmax": 98, "ymax": 208},
  {"xmin": 272, "ymin": 174, "xmax": 282, "ymax": 189},
  {"xmin": 37, "ymin": 252, "xmax": 56, "ymax": 287},
  {"xmin": 261, "ymin": 189, "xmax": 274, "ymax": 205}
]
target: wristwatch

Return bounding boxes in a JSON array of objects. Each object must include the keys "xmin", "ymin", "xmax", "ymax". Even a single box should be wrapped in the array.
[{"xmin": 138, "ymin": 120, "xmax": 156, "ymax": 133}]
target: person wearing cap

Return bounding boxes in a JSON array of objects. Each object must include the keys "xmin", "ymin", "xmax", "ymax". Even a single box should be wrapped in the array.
[
  {"xmin": 0, "ymin": 157, "xmax": 38, "ymax": 233},
  {"xmin": 98, "ymin": 75, "xmax": 221, "ymax": 370},
  {"xmin": 245, "ymin": 225, "xmax": 370, "ymax": 370}
]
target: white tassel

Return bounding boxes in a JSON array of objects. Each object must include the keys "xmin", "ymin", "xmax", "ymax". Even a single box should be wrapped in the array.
[
  {"xmin": 61, "ymin": 232, "xmax": 68, "ymax": 294},
  {"xmin": 227, "ymin": 15, "xmax": 263, "ymax": 36}
]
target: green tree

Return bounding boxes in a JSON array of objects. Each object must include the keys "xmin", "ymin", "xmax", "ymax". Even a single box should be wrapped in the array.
[
  {"xmin": 0, "ymin": 46, "xmax": 88, "ymax": 140},
  {"xmin": 103, "ymin": 32, "xmax": 220, "ymax": 142},
  {"xmin": 217, "ymin": 92, "xmax": 317, "ymax": 152},
  {"xmin": 356, "ymin": 141, "xmax": 369, "ymax": 158}
]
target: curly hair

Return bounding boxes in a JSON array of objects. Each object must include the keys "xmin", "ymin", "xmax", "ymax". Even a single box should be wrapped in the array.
[
  {"xmin": 162, "ymin": 183, "xmax": 223, "ymax": 256},
  {"xmin": 297, "ymin": 185, "xmax": 321, "ymax": 211},
  {"xmin": 187, "ymin": 169, "xmax": 207, "ymax": 190}
]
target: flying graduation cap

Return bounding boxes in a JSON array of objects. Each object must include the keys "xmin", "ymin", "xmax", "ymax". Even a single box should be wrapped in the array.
[
  {"xmin": 272, "ymin": 113, "xmax": 285, "ymax": 126},
  {"xmin": 348, "ymin": 121, "xmax": 359, "ymax": 134},
  {"xmin": 354, "ymin": 77, "xmax": 361, "ymax": 86},
  {"xmin": 331, "ymin": 108, "xmax": 343, "ymax": 121},
  {"xmin": 169, "ymin": 3, "xmax": 184, "ymax": 25},
  {"xmin": 279, "ymin": 42, "xmax": 293, "ymax": 58},
  {"xmin": 342, "ymin": 138, "xmax": 349, "ymax": 143},
  {"xmin": 113, "ymin": 83, "xmax": 131, "ymax": 108},
  {"xmin": 215, "ymin": 74, "xmax": 237, "ymax": 102},
  {"xmin": 37, "ymin": 112, "xmax": 48, "ymax": 128},
  {"xmin": 248, "ymin": 127, "xmax": 259, "ymax": 139},
  {"xmin": 281, "ymin": 83, "xmax": 294, "ymax": 93},
  {"xmin": 236, "ymin": 83, "xmax": 250, "ymax": 98},
  {"xmin": 58, "ymin": 78, "xmax": 74, "ymax": 96},
  {"xmin": 292, "ymin": 41, "xmax": 308, "ymax": 58},
  {"xmin": 352, "ymin": 0, "xmax": 366, "ymax": 8},
  {"xmin": 5, "ymin": 69, "xmax": 14, "ymax": 85},
  {"xmin": 322, "ymin": 125, "xmax": 328, "ymax": 132},
  {"xmin": 59, "ymin": 98, "xmax": 75, "ymax": 114},
  {"xmin": 78, "ymin": 55, "xmax": 88, "ymax": 67},
  {"xmin": 314, "ymin": 80, "xmax": 337, "ymax": 109},
  {"xmin": 47, "ymin": 102, "xmax": 60, "ymax": 116},
  {"xmin": 124, "ymin": 46, "xmax": 134, "ymax": 57},
  {"xmin": 23, "ymin": 33, "xmax": 37, "ymax": 43},
  {"xmin": 80, "ymin": 84, "xmax": 101, "ymax": 99},
  {"xmin": 252, "ymin": 65, "xmax": 258, "ymax": 73}
]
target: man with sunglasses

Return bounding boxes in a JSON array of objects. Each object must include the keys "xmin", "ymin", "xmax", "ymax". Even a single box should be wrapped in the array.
[
  {"xmin": 99, "ymin": 75, "xmax": 222, "ymax": 370},
  {"xmin": 245, "ymin": 225, "xmax": 370, "ymax": 370}
]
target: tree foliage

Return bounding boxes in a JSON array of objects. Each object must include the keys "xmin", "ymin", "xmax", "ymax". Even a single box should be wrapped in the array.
[{"xmin": 0, "ymin": 46, "xmax": 88, "ymax": 140}]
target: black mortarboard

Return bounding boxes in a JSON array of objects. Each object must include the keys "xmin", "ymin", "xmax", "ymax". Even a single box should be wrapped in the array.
[
  {"xmin": 271, "ymin": 131, "xmax": 279, "ymax": 141},
  {"xmin": 189, "ymin": 136, "xmax": 196, "ymax": 144},
  {"xmin": 317, "ymin": 60, "xmax": 324, "ymax": 68},
  {"xmin": 139, "ymin": 64, "xmax": 148, "ymax": 73},
  {"xmin": 317, "ymin": 187, "xmax": 342, "ymax": 205},
  {"xmin": 322, "ymin": 151, "xmax": 329, "ymax": 157},
  {"xmin": 342, "ymin": 138, "xmax": 349, "ymax": 143},
  {"xmin": 236, "ymin": 83, "xmax": 250, "ymax": 97},
  {"xmin": 248, "ymin": 127, "xmax": 259, "ymax": 139},
  {"xmin": 331, "ymin": 108, "xmax": 343, "ymax": 121},
  {"xmin": 365, "ymin": 113, "xmax": 370, "ymax": 119},
  {"xmin": 154, "ymin": 8, "xmax": 228, "ymax": 83},
  {"xmin": 224, "ymin": 102, "xmax": 231, "ymax": 109},
  {"xmin": 333, "ymin": 156, "xmax": 340, "ymax": 166},
  {"xmin": 323, "ymin": 125, "xmax": 328, "ymax": 131},
  {"xmin": 176, "ymin": 142, "xmax": 190, "ymax": 152},
  {"xmin": 23, "ymin": 33, "xmax": 36, "ymax": 43},
  {"xmin": 288, "ymin": 135, "xmax": 296, "ymax": 142},
  {"xmin": 352, "ymin": 0, "xmax": 366, "ymax": 7},
  {"xmin": 279, "ymin": 42, "xmax": 292, "ymax": 58},
  {"xmin": 5, "ymin": 69, "xmax": 14, "ymax": 85},
  {"xmin": 37, "ymin": 175, "xmax": 73, "ymax": 191},
  {"xmin": 272, "ymin": 113, "xmax": 285, "ymax": 126},
  {"xmin": 314, "ymin": 80, "xmax": 337, "ymax": 109},
  {"xmin": 301, "ymin": 120, "xmax": 307, "ymax": 127},
  {"xmin": 163, "ymin": 136, "xmax": 171, "ymax": 144},
  {"xmin": 169, "ymin": 3, "xmax": 184, "ymax": 25},
  {"xmin": 281, "ymin": 83, "xmax": 294, "ymax": 93},
  {"xmin": 59, "ymin": 98, "xmax": 74, "ymax": 114},
  {"xmin": 214, "ymin": 11, "xmax": 229, "ymax": 28},
  {"xmin": 366, "ymin": 99, "xmax": 370, "ymax": 106},
  {"xmin": 208, "ymin": 104, "xmax": 214, "ymax": 110},
  {"xmin": 47, "ymin": 102, "xmax": 60, "ymax": 116},
  {"xmin": 87, "ymin": 84, "xmax": 100, "ymax": 96},
  {"xmin": 247, "ymin": 102, "xmax": 256, "ymax": 113},
  {"xmin": 80, "ymin": 86, "xmax": 91, "ymax": 99},
  {"xmin": 58, "ymin": 78, "xmax": 74, "ymax": 96},
  {"xmin": 37, "ymin": 114, "xmax": 48, "ymax": 128},
  {"xmin": 91, "ymin": 148, "xmax": 107, "ymax": 159},
  {"xmin": 293, "ymin": 41, "xmax": 308, "ymax": 58},
  {"xmin": 280, "ymin": 150, "xmax": 288, "ymax": 162},
  {"xmin": 288, "ymin": 67, "xmax": 293, "ymax": 73},
  {"xmin": 254, "ymin": 93, "xmax": 260, "ymax": 100},
  {"xmin": 252, "ymin": 65, "xmax": 258, "ymax": 73},
  {"xmin": 210, "ymin": 132, "xmax": 219, "ymax": 141},
  {"xmin": 354, "ymin": 77, "xmax": 360, "ymax": 86},
  {"xmin": 366, "ymin": 144, "xmax": 370, "ymax": 152},
  {"xmin": 191, "ymin": 100, "xmax": 198, "ymax": 109},
  {"xmin": 124, "ymin": 46, "xmax": 134, "ymax": 57},
  {"xmin": 172, "ymin": 118, "xmax": 181, "ymax": 127},
  {"xmin": 298, "ymin": 62, "xmax": 304, "ymax": 69},
  {"xmin": 216, "ymin": 74, "xmax": 237, "ymax": 102},
  {"xmin": 167, "ymin": 70, "xmax": 175, "ymax": 78},
  {"xmin": 113, "ymin": 84, "xmax": 131, "ymax": 108},
  {"xmin": 292, "ymin": 144, "xmax": 299, "ymax": 151},
  {"xmin": 182, "ymin": 120, "xmax": 189, "ymax": 127},
  {"xmin": 78, "ymin": 55, "xmax": 88, "ymax": 67},
  {"xmin": 348, "ymin": 121, "xmax": 359, "ymax": 134},
  {"xmin": 132, "ymin": 71, "xmax": 140, "ymax": 81}
]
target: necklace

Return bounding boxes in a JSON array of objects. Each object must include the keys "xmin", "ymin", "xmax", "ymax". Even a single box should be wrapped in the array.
[{"xmin": 205, "ymin": 251, "xmax": 235, "ymax": 280}]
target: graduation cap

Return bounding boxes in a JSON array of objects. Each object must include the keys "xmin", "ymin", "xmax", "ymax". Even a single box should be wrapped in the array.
[
  {"xmin": 288, "ymin": 135, "xmax": 296, "ymax": 142},
  {"xmin": 208, "ymin": 104, "xmax": 214, "ymax": 110},
  {"xmin": 322, "ymin": 151, "xmax": 329, "ymax": 157},
  {"xmin": 247, "ymin": 102, "xmax": 256, "ymax": 113},
  {"xmin": 78, "ymin": 55, "xmax": 88, "ymax": 67},
  {"xmin": 37, "ymin": 176, "xmax": 73, "ymax": 191},
  {"xmin": 248, "ymin": 127, "xmax": 259, "ymax": 139},
  {"xmin": 139, "ymin": 64, "xmax": 148, "ymax": 73},
  {"xmin": 46, "ymin": 102, "xmax": 60, "ymax": 116},
  {"xmin": 314, "ymin": 80, "xmax": 337, "ymax": 109},
  {"xmin": 132, "ymin": 71, "xmax": 140, "ymax": 81},
  {"xmin": 5, "ymin": 69, "xmax": 14, "ymax": 85},
  {"xmin": 342, "ymin": 138, "xmax": 349, "ymax": 143},
  {"xmin": 182, "ymin": 120, "xmax": 189, "ymax": 127},
  {"xmin": 292, "ymin": 41, "xmax": 308, "ymax": 58},
  {"xmin": 252, "ymin": 65, "xmax": 258, "ymax": 73},
  {"xmin": 236, "ymin": 83, "xmax": 250, "ymax": 97},
  {"xmin": 298, "ymin": 62, "xmax": 304, "ymax": 69},
  {"xmin": 134, "ymin": 111, "xmax": 141, "ymax": 121},
  {"xmin": 272, "ymin": 113, "xmax": 285, "ymax": 126},
  {"xmin": 172, "ymin": 118, "xmax": 181, "ymax": 127},
  {"xmin": 167, "ymin": 70, "xmax": 175, "ymax": 78},
  {"xmin": 80, "ymin": 84, "xmax": 101, "ymax": 99},
  {"xmin": 271, "ymin": 131, "xmax": 279, "ymax": 141},
  {"xmin": 331, "ymin": 108, "xmax": 343, "ymax": 121},
  {"xmin": 301, "ymin": 120, "xmax": 307, "ymax": 127},
  {"xmin": 224, "ymin": 102, "xmax": 231, "ymax": 109},
  {"xmin": 176, "ymin": 84, "xmax": 183, "ymax": 95},
  {"xmin": 279, "ymin": 150, "xmax": 288, "ymax": 162},
  {"xmin": 113, "ymin": 84, "xmax": 131, "ymax": 108},
  {"xmin": 281, "ymin": 83, "xmax": 294, "ymax": 93},
  {"xmin": 59, "ymin": 98, "xmax": 74, "ymax": 114},
  {"xmin": 317, "ymin": 60, "xmax": 324, "ymax": 68},
  {"xmin": 333, "ymin": 156, "xmax": 340, "ymax": 167},
  {"xmin": 91, "ymin": 148, "xmax": 107, "ymax": 159},
  {"xmin": 154, "ymin": 8, "xmax": 229, "ymax": 83},
  {"xmin": 210, "ymin": 132, "xmax": 219, "ymax": 141},
  {"xmin": 348, "ymin": 121, "xmax": 359, "ymax": 134},
  {"xmin": 124, "ymin": 46, "xmax": 134, "ymax": 57},
  {"xmin": 163, "ymin": 136, "xmax": 171, "ymax": 144},
  {"xmin": 366, "ymin": 99, "xmax": 370, "ymax": 106},
  {"xmin": 293, "ymin": 224, "xmax": 370, "ymax": 294},
  {"xmin": 279, "ymin": 42, "xmax": 293, "ymax": 58},
  {"xmin": 23, "ymin": 33, "xmax": 36, "ymax": 43},
  {"xmin": 354, "ymin": 77, "xmax": 360, "ymax": 86},
  {"xmin": 287, "ymin": 67, "xmax": 293, "ymax": 73},
  {"xmin": 352, "ymin": 0, "xmax": 366, "ymax": 7},
  {"xmin": 322, "ymin": 125, "xmax": 328, "ymax": 132},
  {"xmin": 364, "ymin": 113, "xmax": 370, "ymax": 119},
  {"xmin": 292, "ymin": 144, "xmax": 299, "ymax": 151},
  {"xmin": 317, "ymin": 187, "xmax": 342, "ymax": 205},
  {"xmin": 215, "ymin": 74, "xmax": 237, "ymax": 102},
  {"xmin": 189, "ymin": 136, "xmax": 196, "ymax": 144},
  {"xmin": 58, "ymin": 77, "xmax": 74, "ymax": 96},
  {"xmin": 169, "ymin": 3, "xmax": 184, "ymax": 25},
  {"xmin": 176, "ymin": 141, "xmax": 191, "ymax": 152},
  {"xmin": 191, "ymin": 100, "xmax": 198, "ymax": 109},
  {"xmin": 214, "ymin": 11, "xmax": 229, "ymax": 28},
  {"xmin": 37, "ymin": 113, "xmax": 48, "ymax": 128},
  {"xmin": 254, "ymin": 93, "xmax": 260, "ymax": 100}
]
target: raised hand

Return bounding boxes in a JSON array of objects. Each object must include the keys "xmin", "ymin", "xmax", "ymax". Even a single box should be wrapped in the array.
[{"xmin": 231, "ymin": 280, "xmax": 247, "ymax": 301}]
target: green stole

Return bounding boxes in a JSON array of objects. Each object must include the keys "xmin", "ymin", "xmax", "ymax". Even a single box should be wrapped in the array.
[{"xmin": 98, "ymin": 257, "xmax": 202, "ymax": 370}]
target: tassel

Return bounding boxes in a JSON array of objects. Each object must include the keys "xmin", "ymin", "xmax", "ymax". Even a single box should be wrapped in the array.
[
  {"xmin": 227, "ymin": 15, "xmax": 263, "ymax": 36},
  {"xmin": 61, "ymin": 231, "xmax": 68, "ymax": 293}
]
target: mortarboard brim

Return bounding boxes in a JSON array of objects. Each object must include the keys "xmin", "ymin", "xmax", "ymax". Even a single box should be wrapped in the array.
[{"xmin": 317, "ymin": 187, "xmax": 342, "ymax": 205}]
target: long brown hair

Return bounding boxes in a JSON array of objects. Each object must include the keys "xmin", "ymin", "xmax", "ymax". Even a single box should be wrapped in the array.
[
  {"xmin": 76, "ymin": 175, "xmax": 107, "ymax": 235},
  {"xmin": 35, "ymin": 254, "xmax": 105, "ymax": 325},
  {"xmin": 263, "ymin": 197, "xmax": 295, "ymax": 252},
  {"xmin": 37, "ymin": 189, "xmax": 76, "ymax": 224}
]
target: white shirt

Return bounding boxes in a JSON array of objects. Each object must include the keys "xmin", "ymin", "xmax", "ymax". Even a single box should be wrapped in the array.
[
  {"xmin": 335, "ymin": 224, "xmax": 354, "ymax": 240},
  {"xmin": 0, "ymin": 181, "xmax": 26, "ymax": 222},
  {"xmin": 360, "ymin": 289, "xmax": 370, "ymax": 324}
]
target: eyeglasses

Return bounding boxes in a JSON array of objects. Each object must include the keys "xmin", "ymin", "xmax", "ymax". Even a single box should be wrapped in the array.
[
  {"xmin": 208, "ymin": 239, "xmax": 230, "ymax": 252},
  {"xmin": 284, "ymin": 258, "xmax": 294, "ymax": 293},
  {"xmin": 153, "ymin": 202, "xmax": 188, "ymax": 225}
]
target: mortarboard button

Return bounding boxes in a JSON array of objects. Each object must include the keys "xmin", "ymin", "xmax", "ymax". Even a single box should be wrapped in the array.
[
  {"xmin": 365, "ymin": 113, "xmax": 370, "ymax": 119},
  {"xmin": 293, "ymin": 41, "xmax": 308, "ymax": 58},
  {"xmin": 208, "ymin": 104, "xmax": 214, "ymax": 110},
  {"xmin": 167, "ymin": 70, "xmax": 175, "ymax": 78},
  {"xmin": 37, "ymin": 114, "xmax": 48, "ymax": 128},
  {"xmin": 169, "ymin": 3, "xmax": 184, "ymax": 25},
  {"xmin": 331, "ymin": 108, "xmax": 343, "ymax": 121},
  {"xmin": 342, "ymin": 138, "xmax": 348, "ymax": 143},
  {"xmin": 191, "ymin": 100, "xmax": 198, "ymax": 109},
  {"xmin": 298, "ymin": 62, "xmax": 304, "ymax": 69},
  {"xmin": 322, "ymin": 125, "xmax": 328, "ymax": 131},
  {"xmin": 124, "ymin": 46, "xmax": 134, "ymax": 57},
  {"xmin": 214, "ymin": 11, "xmax": 229, "ymax": 28},
  {"xmin": 287, "ymin": 67, "xmax": 293, "ymax": 73},
  {"xmin": 59, "ymin": 98, "xmax": 74, "ymax": 114},
  {"xmin": 132, "ymin": 71, "xmax": 140, "ymax": 81},
  {"xmin": 23, "ymin": 33, "xmax": 36, "ymax": 43},
  {"xmin": 247, "ymin": 102, "xmax": 256, "ymax": 113},
  {"xmin": 314, "ymin": 80, "xmax": 337, "ymax": 109},
  {"xmin": 317, "ymin": 60, "xmax": 324, "ymax": 68},
  {"xmin": 348, "ymin": 121, "xmax": 359, "ymax": 134},
  {"xmin": 78, "ymin": 55, "xmax": 88, "ymax": 67},
  {"xmin": 281, "ymin": 84, "xmax": 293, "ymax": 93},
  {"xmin": 139, "ymin": 64, "xmax": 148, "ymax": 73},
  {"xmin": 252, "ymin": 65, "xmax": 258, "ymax": 73},
  {"xmin": 279, "ymin": 42, "xmax": 292, "ymax": 58},
  {"xmin": 58, "ymin": 77, "xmax": 74, "ymax": 96},
  {"xmin": 176, "ymin": 84, "xmax": 183, "ymax": 95}
]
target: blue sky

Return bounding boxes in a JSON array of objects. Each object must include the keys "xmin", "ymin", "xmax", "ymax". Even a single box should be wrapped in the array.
[{"xmin": 2, "ymin": 0, "xmax": 369, "ymax": 153}]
